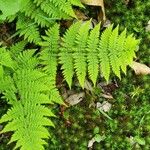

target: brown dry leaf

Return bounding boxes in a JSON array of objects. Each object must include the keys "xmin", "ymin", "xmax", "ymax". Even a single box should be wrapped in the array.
[
  {"xmin": 124, "ymin": 0, "xmax": 130, "ymax": 5},
  {"xmin": 146, "ymin": 20, "xmax": 150, "ymax": 32},
  {"xmin": 84, "ymin": 79, "xmax": 93, "ymax": 91},
  {"xmin": 81, "ymin": 0, "xmax": 103, "ymax": 5},
  {"xmin": 74, "ymin": 9, "xmax": 88, "ymax": 20},
  {"xmin": 101, "ymin": 93, "xmax": 113, "ymax": 99},
  {"xmin": 88, "ymin": 137, "xmax": 96, "ymax": 148},
  {"xmin": 65, "ymin": 92, "xmax": 85, "ymax": 106},
  {"xmin": 131, "ymin": 61, "xmax": 150, "ymax": 75},
  {"xmin": 81, "ymin": 0, "xmax": 106, "ymax": 21},
  {"xmin": 96, "ymin": 101, "xmax": 112, "ymax": 112}
]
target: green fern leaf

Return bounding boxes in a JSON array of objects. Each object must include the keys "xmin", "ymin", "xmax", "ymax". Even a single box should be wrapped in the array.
[
  {"xmin": 50, "ymin": 0, "xmax": 76, "ymax": 18},
  {"xmin": 59, "ymin": 21, "xmax": 82, "ymax": 88},
  {"xmin": 15, "ymin": 50, "xmax": 38, "ymax": 69},
  {"xmin": 21, "ymin": 0, "xmax": 52, "ymax": 27},
  {"xmin": 108, "ymin": 25, "xmax": 121, "ymax": 78},
  {"xmin": 0, "ymin": 47, "xmax": 14, "ymax": 69},
  {"xmin": 125, "ymin": 34, "xmax": 139, "ymax": 65},
  {"xmin": 10, "ymin": 41, "xmax": 27, "ymax": 58},
  {"xmin": 0, "ymin": 50, "xmax": 55, "ymax": 150},
  {"xmin": 98, "ymin": 25, "xmax": 113, "ymax": 82},
  {"xmin": 116, "ymin": 29, "xmax": 127, "ymax": 74},
  {"xmin": 39, "ymin": 24, "xmax": 63, "ymax": 104},
  {"xmin": 16, "ymin": 14, "xmax": 41, "ymax": 44},
  {"xmin": 69, "ymin": 0, "xmax": 84, "ymax": 7},
  {"xmin": 73, "ymin": 21, "xmax": 91, "ymax": 88},
  {"xmin": 39, "ymin": 24, "xmax": 59, "ymax": 82},
  {"xmin": 87, "ymin": 23, "xmax": 100, "ymax": 86},
  {"xmin": 35, "ymin": 0, "xmax": 69, "ymax": 19}
]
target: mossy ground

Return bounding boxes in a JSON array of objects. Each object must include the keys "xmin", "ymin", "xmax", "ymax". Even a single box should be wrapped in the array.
[{"xmin": 0, "ymin": 0, "xmax": 150, "ymax": 149}]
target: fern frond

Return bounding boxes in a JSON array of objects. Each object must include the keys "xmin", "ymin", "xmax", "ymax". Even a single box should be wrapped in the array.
[
  {"xmin": 39, "ymin": 24, "xmax": 59, "ymax": 82},
  {"xmin": 69, "ymin": 0, "xmax": 84, "ymax": 7},
  {"xmin": 51, "ymin": 0, "xmax": 76, "ymax": 18},
  {"xmin": 21, "ymin": 0, "xmax": 52, "ymax": 27},
  {"xmin": 0, "ymin": 47, "xmax": 14, "ymax": 69},
  {"xmin": 116, "ymin": 29, "xmax": 127, "ymax": 74},
  {"xmin": 16, "ymin": 14, "xmax": 41, "ymax": 44},
  {"xmin": 15, "ymin": 49, "xmax": 39, "ymax": 69},
  {"xmin": 1, "ymin": 94, "xmax": 54, "ymax": 150},
  {"xmin": 39, "ymin": 24, "xmax": 63, "ymax": 104},
  {"xmin": 73, "ymin": 21, "xmax": 91, "ymax": 88},
  {"xmin": 40, "ymin": 0, "xmax": 69, "ymax": 19},
  {"xmin": 0, "ymin": 46, "xmax": 17, "ymax": 101},
  {"xmin": 40, "ymin": 21, "xmax": 139, "ymax": 86},
  {"xmin": 108, "ymin": 25, "xmax": 121, "ymax": 78},
  {"xmin": 0, "ymin": 75, "xmax": 17, "ymax": 104},
  {"xmin": 98, "ymin": 25, "xmax": 113, "ymax": 82},
  {"xmin": 59, "ymin": 21, "xmax": 82, "ymax": 88},
  {"xmin": 10, "ymin": 41, "xmax": 27, "ymax": 58},
  {"xmin": 125, "ymin": 34, "xmax": 139, "ymax": 65},
  {"xmin": 34, "ymin": 0, "xmax": 80, "ymax": 19},
  {"xmin": 0, "ymin": 49, "xmax": 55, "ymax": 150},
  {"xmin": 87, "ymin": 23, "xmax": 100, "ymax": 86}
]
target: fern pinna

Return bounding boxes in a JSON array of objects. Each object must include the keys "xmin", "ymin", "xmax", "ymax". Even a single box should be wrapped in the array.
[{"xmin": 0, "ymin": 21, "xmax": 139, "ymax": 150}]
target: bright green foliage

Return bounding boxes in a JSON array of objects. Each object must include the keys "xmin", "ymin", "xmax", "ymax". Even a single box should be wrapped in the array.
[
  {"xmin": 0, "ymin": 43, "xmax": 62, "ymax": 150},
  {"xmin": 98, "ymin": 25, "xmax": 113, "ymax": 82},
  {"xmin": 1, "ymin": 0, "xmax": 83, "ymax": 43},
  {"xmin": 39, "ymin": 24, "xmax": 63, "ymax": 104},
  {"xmin": 73, "ymin": 21, "xmax": 91, "ymax": 88},
  {"xmin": 43, "ymin": 21, "xmax": 139, "ymax": 87},
  {"xmin": 0, "ymin": 21, "xmax": 139, "ymax": 150},
  {"xmin": 87, "ymin": 23, "xmax": 100, "ymax": 86},
  {"xmin": 0, "ymin": 47, "xmax": 14, "ymax": 70},
  {"xmin": 20, "ymin": 1, "xmax": 51, "ymax": 27},
  {"xmin": 16, "ymin": 14, "xmax": 41, "ymax": 44},
  {"xmin": 59, "ymin": 21, "xmax": 82, "ymax": 88},
  {"xmin": 0, "ymin": 0, "xmax": 28, "ymax": 20}
]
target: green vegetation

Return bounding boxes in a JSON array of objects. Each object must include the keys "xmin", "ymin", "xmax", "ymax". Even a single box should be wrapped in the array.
[{"xmin": 0, "ymin": 0, "xmax": 149, "ymax": 149}]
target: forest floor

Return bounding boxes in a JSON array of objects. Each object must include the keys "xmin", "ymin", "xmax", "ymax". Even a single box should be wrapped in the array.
[{"xmin": 0, "ymin": 0, "xmax": 150, "ymax": 150}]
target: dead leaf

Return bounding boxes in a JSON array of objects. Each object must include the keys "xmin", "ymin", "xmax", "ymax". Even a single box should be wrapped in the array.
[
  {"xmin": 103, "ymin": 19, "xmax": 111, "ymax": 27},
  {"xmin": 81, "ymin": 0, "xmax": 106, "ymax": 21},
  {"xmin": 88, "ymin": 137, "xmax": 96, "ymax": 148},
  {"xmin": 81, "ymin": 0, "xmax": 103, "ymax": 6},
  {"xmin": 74, "ymin": 9, "xmax": 88, "ymax": 20},
  {"xmin": 145, "ymin": 20, "xmax": 150, "ymax": 32},
  {"xmin": 96, "ymin": 101, "xmax": 112, "ymax": 112},
  {"xmin": 84, "ymin": 79, "xmax": 93, "ymax": 91},
  {"xmin": 65, "ymin": 92, "xmax": 85, "ymax": 106},
  {"xmin": 131, "ymin": 61, "xmax": 150, "ymax": 75},
  {"xmin": 101, "ymin": 93, "xmax": 113, "ymax": 99},
  {"xmin": 124, "ymin": 0, "xmax": 130, "ymax": 5}
]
